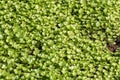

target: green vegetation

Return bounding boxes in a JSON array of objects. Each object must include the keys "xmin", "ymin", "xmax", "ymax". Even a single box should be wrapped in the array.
[{"xmin": 0, "ymin": 0, "xmax": 120, "ymax": 80}]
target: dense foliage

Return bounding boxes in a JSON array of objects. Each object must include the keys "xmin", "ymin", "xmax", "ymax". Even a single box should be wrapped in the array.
[{"xmin": 0, "ymin": 0, "xmax": 120, "ymax": 79}]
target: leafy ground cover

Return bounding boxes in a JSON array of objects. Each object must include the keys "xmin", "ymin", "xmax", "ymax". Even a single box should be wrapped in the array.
[{"xmin": 0, "ymin": 0, "xmax": 120, "ymax": 80}]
